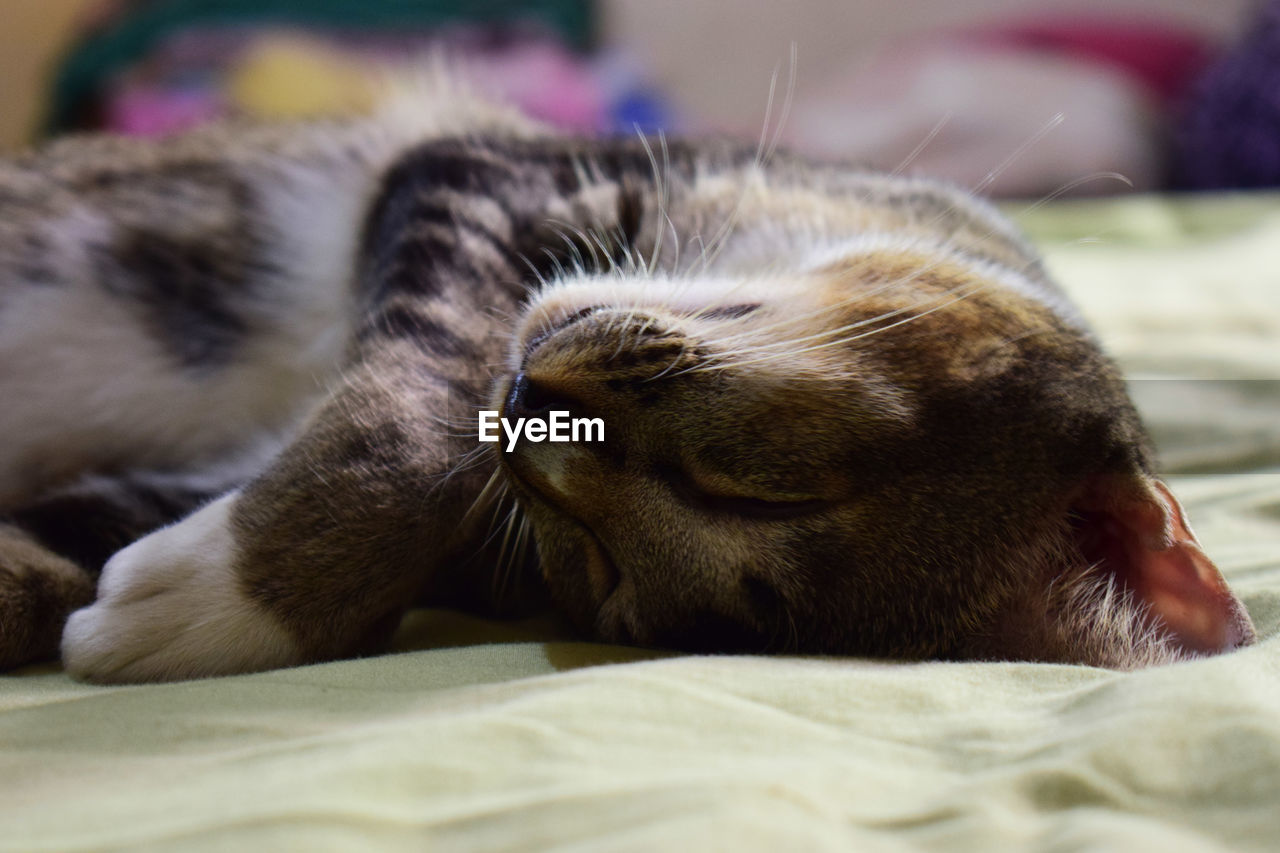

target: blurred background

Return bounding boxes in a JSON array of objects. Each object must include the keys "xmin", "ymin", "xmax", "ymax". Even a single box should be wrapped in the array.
[{"xmin": 1, "ymin": 0, "xmax": 1276, "ymax": 197}]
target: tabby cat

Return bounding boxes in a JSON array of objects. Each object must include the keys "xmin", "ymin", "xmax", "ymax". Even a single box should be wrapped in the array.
[{"xmin": 0, "ymin": 81, "xmax": 1255, "ymax": 682}]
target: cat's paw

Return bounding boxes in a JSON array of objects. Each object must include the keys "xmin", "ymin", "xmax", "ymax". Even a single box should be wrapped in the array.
[
  {"xmin": 61, "ymin": 492, "xmax": 301, "ymax": 682},
  {"xmin": 0, "ymin": 526, "xmax": 94, "ymax": 669}
]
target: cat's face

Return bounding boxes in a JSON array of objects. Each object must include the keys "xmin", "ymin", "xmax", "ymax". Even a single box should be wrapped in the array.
[{"xmin": 493, "ymin": 247, "xmax": 1255, "ymax": 667}]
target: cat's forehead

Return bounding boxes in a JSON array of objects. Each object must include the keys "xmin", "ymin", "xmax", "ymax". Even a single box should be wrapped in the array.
[{"xmin": 802, "ymin": 234, "xmax": 1079, "ymax": 317}]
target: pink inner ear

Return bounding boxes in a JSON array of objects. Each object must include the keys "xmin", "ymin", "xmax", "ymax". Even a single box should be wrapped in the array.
[{"xmin": 1073, "ymin": 477, "xmax": 1255, "ymax": 655}]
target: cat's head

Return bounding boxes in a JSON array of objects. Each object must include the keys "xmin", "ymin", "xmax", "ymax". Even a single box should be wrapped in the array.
[{"xmin": 491, "ymin": 244, "xmax": 1255, "ymax": 668}]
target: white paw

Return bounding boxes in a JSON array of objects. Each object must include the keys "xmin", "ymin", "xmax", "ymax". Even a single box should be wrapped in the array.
[{"xmin": 61, "ymin": 491, "xmax": 301, "ymax": 682}]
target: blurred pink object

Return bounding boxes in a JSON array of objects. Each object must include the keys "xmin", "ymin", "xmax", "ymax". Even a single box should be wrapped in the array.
[
  {"xmin": 784, "ymin": 17, "xmax": 1216, "ymax": 197},
  {"xmin": 105, "ymin": 86, "xmax": 224, "ymax": 137},
  {"xmin": 455, "ymin": 41, "xmax": 606, "ymax": 132},
  {"xmin": 969, "ymin": 18, "xmax": 1211, "ymax": 103}
]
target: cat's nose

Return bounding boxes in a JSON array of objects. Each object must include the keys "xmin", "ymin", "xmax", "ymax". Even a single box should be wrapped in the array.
[{"xmin": 504, "ymin": 372, "xmax": 580, "ymax": 418}]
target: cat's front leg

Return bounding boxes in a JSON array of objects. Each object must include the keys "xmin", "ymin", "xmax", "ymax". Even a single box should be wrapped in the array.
[{"xmin": 63, "ymin": 344, "xmax": 496, "ymax": 683}]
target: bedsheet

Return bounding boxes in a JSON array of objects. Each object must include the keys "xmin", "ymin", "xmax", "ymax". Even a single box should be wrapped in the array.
[{"xmin": 3, "ymin": 192, "xmax": 1279, "ymax": 852}]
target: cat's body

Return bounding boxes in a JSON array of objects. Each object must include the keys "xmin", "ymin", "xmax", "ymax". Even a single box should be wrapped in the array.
[{"xmin": 0, "ymin": 83, "xmax": 1255, "ymax": 681}]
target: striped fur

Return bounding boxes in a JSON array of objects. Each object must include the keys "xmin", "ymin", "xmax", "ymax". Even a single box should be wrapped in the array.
[{"xmin": 0, "ymin": 83, "xmax": 1255, "ymax": 680}]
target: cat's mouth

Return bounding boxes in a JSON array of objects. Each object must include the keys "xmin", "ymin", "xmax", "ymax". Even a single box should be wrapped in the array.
[{"xmin": 498, "ymin": 462, "xmax": 621, "ymax": 609}]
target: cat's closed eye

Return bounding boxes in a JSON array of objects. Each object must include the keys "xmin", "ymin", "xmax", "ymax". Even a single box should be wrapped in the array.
[{"xmin": 663, "ymin": 466, "xmax": 830, "ymax": 520}]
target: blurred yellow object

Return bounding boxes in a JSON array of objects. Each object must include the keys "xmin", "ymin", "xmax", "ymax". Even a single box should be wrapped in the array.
[{"xmin": 227, "ymin": 35, "xmax": 379, "ymax": 119}]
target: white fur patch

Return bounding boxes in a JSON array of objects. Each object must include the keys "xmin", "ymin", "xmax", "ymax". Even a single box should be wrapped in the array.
[{"xmin": 61, "ymin": 491, "xmax": 302, "ymax": 682}]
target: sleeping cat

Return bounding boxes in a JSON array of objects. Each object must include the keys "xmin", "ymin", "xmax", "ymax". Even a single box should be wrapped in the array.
[{"xmin": 0, "ymin": 81, "xmax": 1256, "ymax": 681}]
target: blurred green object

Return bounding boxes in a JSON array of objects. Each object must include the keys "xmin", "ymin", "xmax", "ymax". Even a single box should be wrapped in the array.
[{"xmin": 43, "ymin": 0, "xmax": 595, "ymax": 137}]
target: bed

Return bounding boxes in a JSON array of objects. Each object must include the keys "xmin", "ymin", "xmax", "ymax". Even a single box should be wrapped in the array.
[{"xmin": 3, "ymin": 191, "xmax": 1279, "ymax": 851}]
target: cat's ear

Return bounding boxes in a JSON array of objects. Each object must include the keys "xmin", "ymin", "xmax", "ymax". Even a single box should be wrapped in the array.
[{"xmin": 1072, "ymin": 474, "xmax": 1255, "ymax": 655}]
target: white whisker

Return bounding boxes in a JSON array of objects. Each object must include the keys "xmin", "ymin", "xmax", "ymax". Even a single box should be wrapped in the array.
[
  {"xmin": 971, "ymin": 112, "xmax": 1064, "ymax": 197},
  {"xmin": 891, "ymin": 111, "xmax": 953, "ymax": 177}
]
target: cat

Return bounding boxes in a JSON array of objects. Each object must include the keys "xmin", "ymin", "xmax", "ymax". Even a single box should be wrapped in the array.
[{"xmin": 0, "ymin": 79, "xmax": 1256, "ymax": 682}]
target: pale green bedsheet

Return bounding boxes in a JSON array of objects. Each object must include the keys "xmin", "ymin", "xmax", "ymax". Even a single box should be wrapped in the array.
[{"xmin": 3, "ymin": 193, "xmax": 1279, "ymax": 852}]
